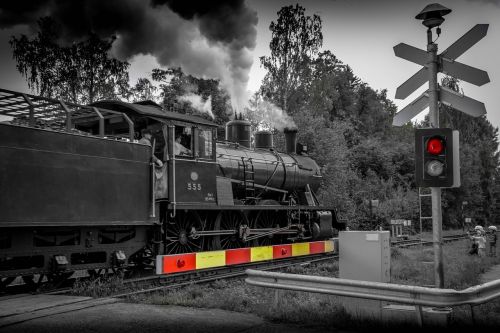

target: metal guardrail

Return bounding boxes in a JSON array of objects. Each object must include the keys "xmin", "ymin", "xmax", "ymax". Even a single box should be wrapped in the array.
[{"xmin": 246, "ymin": 269, "xmax": 500, "ymax": 325}]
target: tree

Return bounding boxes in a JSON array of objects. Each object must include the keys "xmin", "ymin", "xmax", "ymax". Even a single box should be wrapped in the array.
[
  {"xmin": 128, "ymin": 78, "xmax": 159, "ymax": 103},
  {"xmin": 10, "ymin": 17, "xmax": 130, "ymax": 105},
  {"xmin": 307, "ymin": 51, "xmax": 360, "ymax": 121},
  {"xmin": 438, "ymin": 76, "xmax": 499, "ymax": 227},
  {"xmin": 260, "ymin": 4, "xmax": 322, "ymax": 115}
]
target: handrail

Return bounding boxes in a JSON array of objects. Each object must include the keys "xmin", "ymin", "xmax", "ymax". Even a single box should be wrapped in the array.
[
  {"xmin": 245, "ymin": 269, "xmax": 500, "ymax": 307},
  {"xmin": 91, "ymin": 107, "xmax": 105, "ymax": 138},
  {"xmin": 0, "ymin": 88, "xmax": 136, "ymax": 142},
  {"xmin": 21, "ymin": 93, "xmax": 35, "ymax": 126},
  {"xmin": 218, "ymin": 153, "xmax": 296, "ymax": 167}
]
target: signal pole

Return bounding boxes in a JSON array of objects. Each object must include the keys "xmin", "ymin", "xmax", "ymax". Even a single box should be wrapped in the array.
[
  {"xmin": 426, "ymin": 27, "xmax": 445, "ymax": 288},
  {"xmin": 393, "ymin": 3, "xmax": 490, "ymax": 288}
]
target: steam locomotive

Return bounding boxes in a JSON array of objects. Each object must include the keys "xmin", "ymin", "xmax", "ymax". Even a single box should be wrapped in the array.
[{"xmin": 0, "ymin": 88, "xmax": 341, "ymax": 287}]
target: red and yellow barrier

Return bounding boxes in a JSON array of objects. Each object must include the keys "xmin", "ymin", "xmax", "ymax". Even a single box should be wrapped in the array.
[{"xmin": 156, "ymin": 239, "xmax": 336, "ymax": 275}]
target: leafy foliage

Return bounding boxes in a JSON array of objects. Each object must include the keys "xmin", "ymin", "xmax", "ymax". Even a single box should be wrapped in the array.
[
  {"xmin": 439, "ymin": 76, "xmax": 500, "ymax": 227},
  {"xmin": 10, "ymin": 17, "xmax": 130, "ymax": 104},
  {"xmin": 128, "ymin": 78, "xmax": 159, "ymax": 103},
  {"xmin": 256, "ymin": 5, "xmax": 499, "ymax": 230},
  {"xmin": 260, "ymin": 4, "xmax": 322, "ymax": 114}
]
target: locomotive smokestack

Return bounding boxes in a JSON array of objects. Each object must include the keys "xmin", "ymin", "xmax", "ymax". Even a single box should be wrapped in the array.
[
  {"xmin": 226, "ymin": 115, "xmax": 251, "ymax": 148},
  {"xmin": 254, "ymin": 130, "xmax": 273, "ymax": 149},
  {"xmin": 284, "ymin": 127, "xmax": 298, "ymax": 154}
]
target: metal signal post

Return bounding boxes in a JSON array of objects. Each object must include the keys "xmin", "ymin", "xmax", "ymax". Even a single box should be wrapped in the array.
[
  {"xmin": 426, "ymin": 26, "xmax": 445, "ymax": 288},
  {"xmin": 393, "ymin": 4, "xmax": 490, "ymax": 289}
]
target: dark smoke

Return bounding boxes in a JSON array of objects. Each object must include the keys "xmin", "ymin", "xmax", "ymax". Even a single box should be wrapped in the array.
[{"xmin": 0, "ymin": 0, "xmax": 258, "ymax": 111}]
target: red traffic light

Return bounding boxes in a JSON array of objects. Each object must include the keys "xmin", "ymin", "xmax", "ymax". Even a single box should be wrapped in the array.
[
  {"xmin": 415, "ymin": 128, "xmax": 460, "ymax": 188},
  {"xmin": 426, "ymin": 137, "xmax": 444, "ymax": 155}
]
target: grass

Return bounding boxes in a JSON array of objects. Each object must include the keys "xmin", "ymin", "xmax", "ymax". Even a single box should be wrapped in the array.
[
  {"xmin": 70, "ymin": 274, "xmax": 131, "ymax": 298},
  {"xmin": 128, "ymin": 262, "xmax": 359, "ymax": 330},
  {"xmin": 391, "ymin": 239, "xmax": 500, "ymax": 329},
  {"xmin": 391, "ymin": 239, "xmax": 500, "ymax": 289}
]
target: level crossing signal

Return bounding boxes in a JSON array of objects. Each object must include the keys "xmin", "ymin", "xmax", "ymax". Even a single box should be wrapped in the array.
[
  {"xmin": 415, "ymin": 128, "xmax": 460, "ymax": 188},
  {"xmin": 392, "ymin": 24, "xmax": 489, "ymax": 126}
]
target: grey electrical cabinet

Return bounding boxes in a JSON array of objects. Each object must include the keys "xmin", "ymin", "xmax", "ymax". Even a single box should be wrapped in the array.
[{"xmin": 339, "ymin": 231, "xmax": 390, "ymax": 282}]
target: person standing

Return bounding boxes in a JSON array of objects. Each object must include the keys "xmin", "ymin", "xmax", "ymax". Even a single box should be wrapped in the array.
[
  {"xmin": 139, "ymin": 129, "xmax": 163, "ymax": 167},
  {"xmin": 488, "ymin": 226, "xmax": 497, "ymax": 257},
  {"xmin": 474, "ymin": 230, "xmax": 487, "ymax": 257},
  {"xmin": 468, "ymin": 229, "xmax": 479, "ymax": 256}
]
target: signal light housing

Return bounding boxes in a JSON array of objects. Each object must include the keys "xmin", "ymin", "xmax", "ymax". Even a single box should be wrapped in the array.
[{"xmin": 415, "ymin": 128, "xmax": 460, "ymax": 188}]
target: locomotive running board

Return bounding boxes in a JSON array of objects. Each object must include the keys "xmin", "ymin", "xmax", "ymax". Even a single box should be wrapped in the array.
[
  {"xmin": 167, "ymin": 203, "xmax": 338, "ymax": 211},
  {"xmin": 156, "ymin": 239, "xmax": 337, "ymax": 275}
]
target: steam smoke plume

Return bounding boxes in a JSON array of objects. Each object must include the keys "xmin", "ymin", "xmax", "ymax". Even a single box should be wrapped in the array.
[
  {"xmin": 256, "ymin": 99, "xmax": 296, "ymax": 131},
  {"xmin": 0, "ymin": 0, "xmax": 257, "ymax": 111},
  {"xmin": 178, "ymin": 93, "xmax": 214, "ymax": 119}
]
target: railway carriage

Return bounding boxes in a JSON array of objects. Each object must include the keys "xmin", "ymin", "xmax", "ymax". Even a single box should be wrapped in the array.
[{"xmin": 0, "ymin": 88, "xmax": 342, "ymax": 287}]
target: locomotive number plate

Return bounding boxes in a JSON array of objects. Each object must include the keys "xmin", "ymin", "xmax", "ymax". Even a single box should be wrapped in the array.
[{"xmin": 187, "ymin": 182, "xmax": 202, "ymax": 191}]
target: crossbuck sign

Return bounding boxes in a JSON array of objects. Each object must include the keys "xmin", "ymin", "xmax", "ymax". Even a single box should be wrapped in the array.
[{"xmin": 393, "ymin": 24, "xmax": 489, "ymax": 126}]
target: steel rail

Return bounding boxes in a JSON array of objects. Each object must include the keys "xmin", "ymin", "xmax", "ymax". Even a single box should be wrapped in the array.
[
  {"xmin": 37, "ymin": 252, "xmax": 337, "ymax": 298},
  {"xmin": 0, "ymin": 254, "xmax": 339, "ymax": 327},
  {"xmin": 391, "ymin": 234, "xmax": 468, "ymax": 248},
  {"xmin": 114, "ymin": 253, "xmax": 337, "ymax": 298}
]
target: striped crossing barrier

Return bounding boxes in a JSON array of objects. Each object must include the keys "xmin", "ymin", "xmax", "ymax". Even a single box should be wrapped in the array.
[{"xmin": 156, "ymin": 239, "xmax": 336, "ymax": 275}]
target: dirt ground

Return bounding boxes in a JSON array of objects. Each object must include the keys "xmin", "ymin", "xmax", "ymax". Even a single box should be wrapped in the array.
[{"xmin": 0, "ymin": 301, "xmax": 350, "ymax": 333}]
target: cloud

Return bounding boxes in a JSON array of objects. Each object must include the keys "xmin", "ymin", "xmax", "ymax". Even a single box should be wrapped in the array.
[{"xmin": 0, "ymin": 0, "xmax": 258, "ymax": 112}]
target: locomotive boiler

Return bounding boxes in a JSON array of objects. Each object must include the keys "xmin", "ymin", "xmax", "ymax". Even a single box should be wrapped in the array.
[
  {"xmin": 218, "ymin": 117, "xmax": 322, "ymax": 203},
  {"xmin": 0, "ymin": 88, "xmax": 340, "ymax": 287}
]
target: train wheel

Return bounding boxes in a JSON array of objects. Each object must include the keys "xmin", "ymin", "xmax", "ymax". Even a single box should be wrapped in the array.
[
  {"xmin": 253, "ymin": 200, "xmax": 284, "ymax": 246},
  {"xmin": 0, "ymin": 277, "xmax": 15, "ymax": 291},
  {"xmin": 212, "ymin": 211, "xmax": 253, "ymax": 250},
  {"xmin": 253, "ymin": 210, "xmax": 278, "ymax": 246},
  {"xmin": 165, "ymin": 211, "xmax": 204, "ymax": 254}
]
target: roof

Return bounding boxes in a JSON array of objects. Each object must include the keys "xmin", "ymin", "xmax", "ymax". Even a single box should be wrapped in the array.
[
  {"xmin": 0, "ymin": 88, "xmax": 218, "ymax": 131},
  {"xmin": 0, "ymin": 88, "xmax": 125, "ymax": 130},
  {"xmin": 91, "ymin": 100, "xmax": 218, "ymax": 127}
]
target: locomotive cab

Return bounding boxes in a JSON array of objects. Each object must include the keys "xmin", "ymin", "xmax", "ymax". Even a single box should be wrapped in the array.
[{"xmin": 89, "ymin": 100, "xmax": 219, "ymax": 207}]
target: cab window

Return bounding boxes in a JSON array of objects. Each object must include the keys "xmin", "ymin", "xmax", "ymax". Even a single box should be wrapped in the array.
[
  {"xmin": 174, "ymin": 126, "xmax": 192, "ymax": 157},
  {"xmin": 197, "ymin": 129, "xmax": 214, "ymax": 159}
]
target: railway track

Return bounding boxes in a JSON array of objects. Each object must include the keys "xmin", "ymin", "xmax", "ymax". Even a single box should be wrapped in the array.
[
  {"xmin": 0, "ymin": 252, "xmax": 336, "ymax": 328},
  {"xmin": 391, "ymin": 233, "xmax": 469, "ymax": 248},
  {"xmin": 2, "ymin": 233, "xmax": 470, "ymax": 295}
]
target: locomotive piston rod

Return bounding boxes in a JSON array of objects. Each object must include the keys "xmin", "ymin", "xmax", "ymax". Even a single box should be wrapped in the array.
[{"xmin": 188, "ymin": 225, "xmax": 300, "ymax": 239}]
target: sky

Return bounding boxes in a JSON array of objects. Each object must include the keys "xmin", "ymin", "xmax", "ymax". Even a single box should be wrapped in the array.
[{"xmin": 1, "ymin": 0, "xmax": 499, "ymax": 128}]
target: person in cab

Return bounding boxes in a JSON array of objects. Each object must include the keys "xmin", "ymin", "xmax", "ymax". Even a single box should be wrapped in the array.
[
  {"xmin": 139, "ymin": 128, "xmax": 163, "ymax": 167},
  {"xmin": 174, "ymin": 133, "xmax": 191, "ymax": 156}
]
